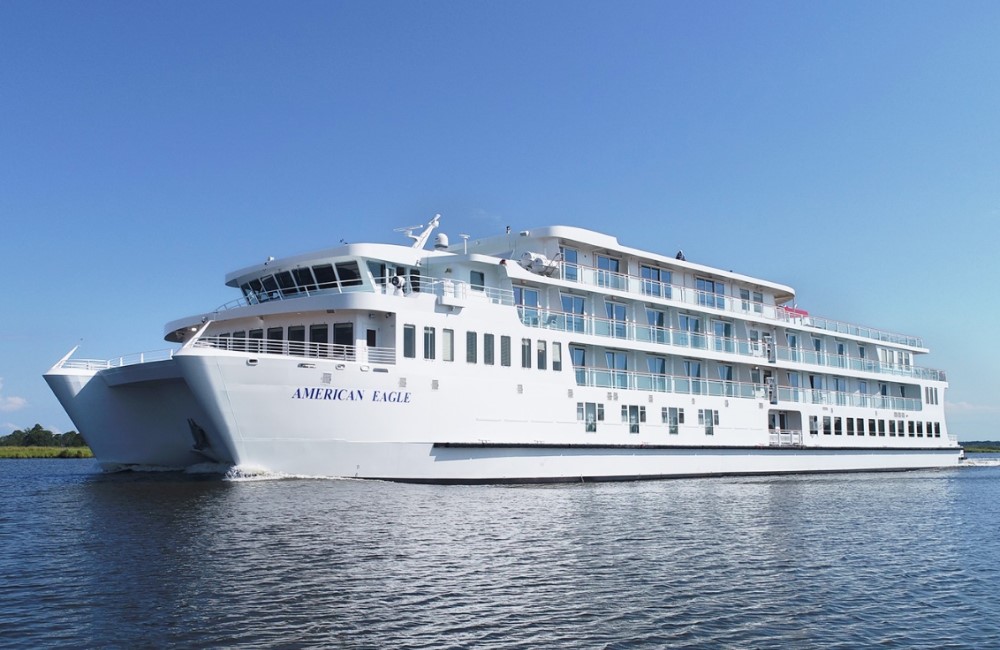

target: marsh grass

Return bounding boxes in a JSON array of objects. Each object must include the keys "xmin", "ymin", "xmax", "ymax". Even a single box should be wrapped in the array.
[{"xmin": 0, "ymin": 446, "xmax": 93, "ymax": 459}]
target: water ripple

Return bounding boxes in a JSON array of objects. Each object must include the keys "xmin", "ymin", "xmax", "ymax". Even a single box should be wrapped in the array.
[{"xmin": 3, "ymin": 461, "xmax": 1000, "ymax": 648}]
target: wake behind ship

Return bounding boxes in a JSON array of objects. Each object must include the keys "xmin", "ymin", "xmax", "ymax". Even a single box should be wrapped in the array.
[{"xmin": 45, "ymin": 217, "xmax": 961, "ymax": 481}]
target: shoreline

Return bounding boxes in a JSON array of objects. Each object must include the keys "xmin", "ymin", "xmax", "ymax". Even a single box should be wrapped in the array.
[{"xmin": 0, "ymin": 446, "xmax": 93, "ymax": 459}]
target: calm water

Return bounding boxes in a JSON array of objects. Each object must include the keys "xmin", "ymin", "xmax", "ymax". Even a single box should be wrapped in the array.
[{"xmin": 3, "ymin": 459, "xmax": 1000, "ymax": 649}]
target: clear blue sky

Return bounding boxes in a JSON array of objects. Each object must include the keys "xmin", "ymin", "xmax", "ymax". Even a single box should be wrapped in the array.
[{"xmin": 2, "ymin": 1, "xmax": 998, "ymax": 440}]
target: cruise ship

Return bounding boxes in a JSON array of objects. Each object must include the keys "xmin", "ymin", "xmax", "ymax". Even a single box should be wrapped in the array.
[{"xmin": 45, "ymin": 217, "xmax": 961, "ymax": 481}]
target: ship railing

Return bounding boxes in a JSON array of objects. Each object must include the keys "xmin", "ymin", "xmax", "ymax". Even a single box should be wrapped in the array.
[
  {"xmin": 419, "ymin": 278, "xmax": 515, "ymax": 305},
  {"xmin": 555, "ymin": 260, "xmax": 923, "ymax": 348},
  {"xmin": 527, "ymin": 309, "xmax": 944, "ymax": 382},
  {"xmin": 571, "ymin": 367, "xmax": 924, "ymax": 412},
  {"xmin": 192, "ymin": 336, "xmax": 397, "ymax": 364},
  {"xmin": 769, "ymin": 429, "xmax": 803, "ymax": 447},
  {"xmin": 58, "ymin": 349, "xmax": 176, "ymax": 371}
]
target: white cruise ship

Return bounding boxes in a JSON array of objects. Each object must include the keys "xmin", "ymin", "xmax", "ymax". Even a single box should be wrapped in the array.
[{"xmin": 45, "ymin": 217, "xmax": 961, "ymax": 481}]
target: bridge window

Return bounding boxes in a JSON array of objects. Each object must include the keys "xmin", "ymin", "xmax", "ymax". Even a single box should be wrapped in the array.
[
  {"xmin": 313, "ymin": 264, "xmax": 338, "ymax": 289},
  {"xmin": 336, "ymin": 261, "xmax": 362, "ymax": 287}
]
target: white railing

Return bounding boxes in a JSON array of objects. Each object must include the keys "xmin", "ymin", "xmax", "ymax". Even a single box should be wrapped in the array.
[
  {"xmin": 769, "ymin": 430, "xmax": 804, "ymax": 446},
  {"xmin": 192, "ymin": 336, "xmax": 397, "ymax": 365},
  {"xmin": 58, "ymin": 349, "xmax": 176, "ymax": 371},
  {"xmin": 572, "ymin": 366, "xmax": 924, "ymax": 412},
  {"xmin": 555, "ymin": 261, "xmax": 923, "ymax": 348},
  {"xmin": 522, "ymin": 309, "xmax": 944, "ymax": 382}
]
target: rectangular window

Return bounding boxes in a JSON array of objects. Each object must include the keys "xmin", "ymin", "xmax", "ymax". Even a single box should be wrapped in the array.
[
  {"xmin": 249, "ymin": 328, "xmax": 264, "ymax": 353},
  {"xmin": 552, "ymin": 342, "xmax": 562, "ymax": 371},
  {"xmin": 908, "ymin": 421, "xmax": 915, "ymax": 436},
  {"xmin": 663, "ymin": 407, "xmax": 683, "ymax": 434},
  {"xmin": 823, "ymin": 416, "xmax": 832, "ymax": 435},
  {"xmin": 423, "ymin": 327, "xmax": 436, "ymax": 359},
  {"xmin": 514, "ymin": 286, "xmax": 540, "ymax": 324},
  {"xmin": 312, "ymin": 264, "xmax": 338, "ymax": 289},
  {"xmin": 917, "ymin": 421, "xmax": 924, "ymax": 436},
  {"xmin": 855, "ymin": 418, "xmax": 864, "ymax": 436},
  {"xmin": 869, "ymin": 419, "xmax": 877, "ymax": 436},
  {"xmin": 934, "ymin": 422, "xmax": 941, "ymax": 437},
  {"xmin": 834, "ymin": 417, "xmax": 842, "ymax": 435},
  {"xmin": 500, "ymin": 336, "xmax": 511, "ymax": 367},
  {"xmin": 266, "ymin": 326, "xmax": 283, "ymax": 354},
  {"xmin": 809, "ymin": 415, "xmax": 819, "ymax": 435},
  {"xmin": 537, "ymin": 341, "xmax": 547, "ymax": 370},
  {"xmin": 846, "ymin": 418, "xmax": 855, "ymax": 436},
  {"xmin": 640, "ymin": 265, "xmax": 671, "ymax": 298},
  {"xmin": 308, "ymin": 324, "xmax": 327, "ymax": 356},
  {"xmin": 596, "ymin": 254, "xmax": 622, "ymax": 289},
  {"xmin": 521, "ymin": 338, "xmax": 532, "ymax": 368},
  {"xmin": 698, "ymin": 409, "xmax": 718, "ymax": 435},
  {"xmin": 889, "ymin": 420, "xmax": 896, "ymax": 436},
  {"xmin": 484, "ymin": 333, "xmax": 495, "ymax": 365},
  {"xmin": 443, "ymin": 329, "xmax": 454, "ymax": 362},
  {"xmin": 560, "ymin": 246, "xmax": 579, "ymax": 282},
  {"xmin": 335, "ymin": 261, "xmax": 363, "ymax": 287},
  {"xmin": 470, "ymin": 270, "xmax": 485, "ymax": 291},
  {"xmin": 696, "ymin": 277, "xmax": 725, "ymax": 309},
  {"xmin": 466, "ymin": 331, "xmax": 477, "ymax": 363},
  {"xmin": 878, "ymin": 420, "xmax": 886, "ymax": 436},
  {"xmin": 287, "ymin": 325, "xmax": 305, "ymax": 356},
  {"xmin": 586, "ymin": 403, "xmax": 597, "ymax": 432},
  {"xmin": 292, "ymin": 267, "xmax": 317, "ymax": 292}
]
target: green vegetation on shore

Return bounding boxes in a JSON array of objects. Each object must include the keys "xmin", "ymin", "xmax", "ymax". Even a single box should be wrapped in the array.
[
  {"xmin": 1, "ymin": 424, "xmax": 92, "ymax": 458},
  {"xmin": 0, "ymin": 446, "xmax": 93, "ymax": 459},
  {"xmin": 961, "ymin": 441, "xmax": 1000, "ymax": 453}
]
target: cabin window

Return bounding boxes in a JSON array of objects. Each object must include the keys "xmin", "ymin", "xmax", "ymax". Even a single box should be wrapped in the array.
[
  {"xmin": 500, "ymin": 336, "xmax": 511, "ymax": 367},
  {"xmin": 537, "ymin": 341, "xmax": 547, "ymax": 370},
  {"xmin": 275, "ymin": 271, "xmax": 297, "ymax": 296},
  {"xmin": 809, "ymin": 415, "xmax": 819, "ymax": 435},
  {"xmin": 266, "ymin": 327, "xmax": 283, "ymax": 354},
  {"xmin": 889, "ymin": 420, "xmax": 896, "ymax": 436},
  {"xmin": 466, "ymin": 331, "xmax": 477, "ymax": 363},
  {"xmin": 878, "ymin": 420, "xmax": 886, "ymax": 436},
  {"xmin": 834, "ymin": 417, "xmax": 842, "ymax": 435},
  {"xmin": 698, "ymin": 409, "xmax": 718, "ymax": 435},
  {"xmin": 335, "ymin": 261, "xmax": 362, "ymax": 287},
  {"xmin": 577, "ymin": 401, "xmax": 604, "ymax": 432},
  {"xmin": 247, "ymin": 328, "xmax": 263, "ymax": 353},
  {"xmin": 823, "ymin": 416, "xmax": 832, "ymax": 435},
  {"xmin": 313, "ymin": 264, "xmax": 338, "ymax": 289},
  {"xmin": 935, "ymin": 422, "xmax": 941, "ymax": 437},
  {"xmin": 908, "ymin": 421, "xmax": 915, "ymax": 436},
  {"xmin": 596, "ymin": 254, "xmax": 622, "ymax": 290},
  {"xmin": 309, "ymin": 324, "xmax": 328, "ymax": 345},
  {"xmin": 696, "ymin": 278, "xmax": 725, "ymax": 309},
  {"xmin": 560, "ymin": 246, "xmax": 579, "ymax": 282},
  {"xmin": 640, "ymin": 265, "xmax": 671, "ymax": 298},
  {"xmin": 846, "ymin": 418, "xmax": 855, "ymax": 436},
  {"xmin": 470, "ymin": 270, "xmax": 485, "ymax": 291},
  {"xmin": 293, "ymin": 267, "xmax": 317, "ymax": 292},
  {"xmin": 622, "ymin": 405, "xmax": 644, "ymax": 433},
  {"xmin": 288, "ymin": 326, "xmax": 305, "ymax": 356},
  {"xmin": 261, "ymin": 275, "xmax": 280, "ymax": 299},
  {"xmin": 663, "ymin": 407, "xmax": 684, "ymax": 434},
  {"xmin": 484, "ymin": 334, "xmax": 495, "ymax": 365},
  {"xmin": 514, "ymin": 287, "xmax": 539, "ymax": 324},
  {"xmin": 442, "ymin": 329, "xmax": 454, "ymax": 362},
  {"xmin": 521, "ymin": 338, "xmax": 532, "ymax": 368},
  {"xmin": 856, "ymin": 418, "xmax": 864, "ymax": 435},
  {"xmin": 552, "ymin": 342, "xmax": 562, "ymax": 372},
  {"xmin": 403, "ymin": 325, "xmax": 416, "ymax": 358},
  {"xmin": 561, "ymin": 294, "xmax": 586, "ymax": 333},
  {"xmin": 423, "ymin": 327, "xmax": 436, "ymax": 360}
]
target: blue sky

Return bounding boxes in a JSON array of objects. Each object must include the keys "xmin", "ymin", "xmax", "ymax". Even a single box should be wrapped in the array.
[{"xmin": 2, "ymin": 1, "xmax": 998, "ymax": 440}]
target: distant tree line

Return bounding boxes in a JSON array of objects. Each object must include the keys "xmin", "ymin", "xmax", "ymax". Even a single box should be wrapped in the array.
[{"xmin": 0, "ymin": 424, "xmax": 87, "ymax": 448}]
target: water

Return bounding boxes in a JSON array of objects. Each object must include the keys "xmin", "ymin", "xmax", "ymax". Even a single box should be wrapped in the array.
[{"xmin": 3, "ymin": 459, "xmax": 1000, "ymax": 649}]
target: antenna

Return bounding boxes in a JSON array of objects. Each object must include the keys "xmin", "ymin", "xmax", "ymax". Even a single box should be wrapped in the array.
[
  {"xmin": 459, "ymin": 233, "xmax": 470, "ymax": 254},
  {"xmin": 395, "ymin": 214, "xmax": 441, "ymax": 249}
]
